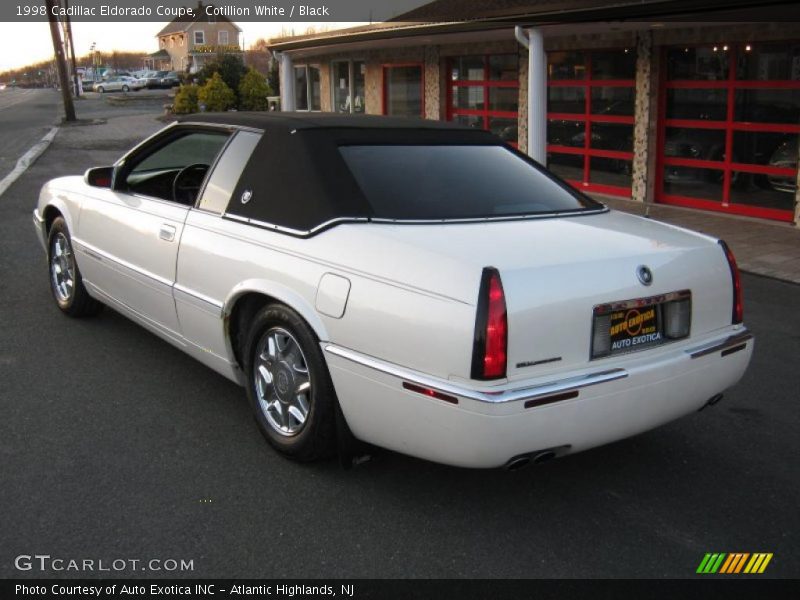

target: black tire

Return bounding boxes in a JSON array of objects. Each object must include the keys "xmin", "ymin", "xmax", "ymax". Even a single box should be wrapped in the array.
[
  {"xmin": 47, "ymin": 217, "xmax": 103, "ymax": 318},
  {"xmin": 96, "ymin": 86, "xmax": 104, "ymax": 93},
  {"xmin": 122, "ymin": 85, "xmax": 129, "ymax": 92},
  {"xmin": 243, "ymin": 303, "xmax": 336, "ymax": 461}
]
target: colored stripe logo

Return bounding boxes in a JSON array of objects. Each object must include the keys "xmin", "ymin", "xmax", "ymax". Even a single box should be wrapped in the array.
[{"xmin": 697, "ymin": 553, "xmax": 773, "ymax": 574}]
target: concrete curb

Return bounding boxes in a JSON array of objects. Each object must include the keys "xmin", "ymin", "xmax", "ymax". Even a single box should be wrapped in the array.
[{"xmin": 0, "ymin": 127, "xmax": 59, "ymax": 199}]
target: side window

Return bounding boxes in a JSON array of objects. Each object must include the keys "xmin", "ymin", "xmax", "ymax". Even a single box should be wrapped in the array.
[
  {"xmin": 197, "ymin": 130, "xmax": 262, "ymax": 214},
  {"xmin": 124, "ymin": 130, "xmax": 229, "ymax": 205}
]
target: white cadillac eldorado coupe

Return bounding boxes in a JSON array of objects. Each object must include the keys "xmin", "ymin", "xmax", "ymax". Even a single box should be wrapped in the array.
[{"xmin": 33, "ymin": 113, "xmax": 753, "ymax": 469}]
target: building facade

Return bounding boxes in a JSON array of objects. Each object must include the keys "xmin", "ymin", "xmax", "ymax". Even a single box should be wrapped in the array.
[
  {"xmin": 146, "ymin": 2, "xmax": 242, "ymax": 74},
  {"xmin": 270, "ymin": 15, "xmax": 800, "ymax": 225}
]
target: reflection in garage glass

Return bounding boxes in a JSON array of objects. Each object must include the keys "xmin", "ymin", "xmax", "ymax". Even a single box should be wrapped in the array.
[
  {"xmin": 547, "ymin": 48, "xmax": 636, "ymax": 196},
  {"xmin": 447, "ymin": 54, "xmax": 519, "ymax": 146},
  {"xmin": 659, "ymin": 43, "xmax": 800, "ymax": 221}
]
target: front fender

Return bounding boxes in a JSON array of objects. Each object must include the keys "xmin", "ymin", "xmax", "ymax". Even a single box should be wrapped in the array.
[{"xmin": 37, "ymin": 177, "xmax": 86, "ymax": 238}]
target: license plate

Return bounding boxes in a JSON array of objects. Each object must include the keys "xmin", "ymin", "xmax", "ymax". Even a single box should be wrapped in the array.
[
  {"xmin": 607, "ymin": 304, "xmax": 662, "ymax": 354},
  {"xmin": 591, "ymin": 291, "xmax": 691, "ymax": 359}
]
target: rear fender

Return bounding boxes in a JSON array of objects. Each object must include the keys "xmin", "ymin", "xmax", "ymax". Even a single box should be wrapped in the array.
[{"xmin": 222, "ymin": 278, "xmax": 330, "ymax": 344}]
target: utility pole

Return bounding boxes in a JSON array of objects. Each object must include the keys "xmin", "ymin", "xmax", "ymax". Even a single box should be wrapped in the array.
[
  {"xmin": 62, "ymin": 0, "xmax": 80, "ymax": 96},
  {"xmin": 45, "ymin": 0, "xmax": 76, "ymax": 121}
]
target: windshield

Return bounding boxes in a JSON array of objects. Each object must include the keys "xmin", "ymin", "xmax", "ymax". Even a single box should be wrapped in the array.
[{"xmin": 339, "ymin": 144, "xmax": 603, "ymax": 220}]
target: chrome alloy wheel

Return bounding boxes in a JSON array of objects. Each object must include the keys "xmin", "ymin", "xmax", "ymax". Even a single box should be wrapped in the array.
[
  {"xmin": 254, "ymin": 327, "xmax": 312, "ymax": 436},
  {"xmin": 50, "ymin": 232, "xmax": 76, "ymax": 303}
]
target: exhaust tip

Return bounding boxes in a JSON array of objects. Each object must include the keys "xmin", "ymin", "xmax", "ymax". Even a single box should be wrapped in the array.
[
  {"xmin": 532, "ymin": 450, "xmax": 557, "ymax": 464},
  {"xmin": 503, "ymin": 445, "xmax": 571, "ymax": 470},
  {"xmin": 504, "ymin": 455, "xmax": 531, "ymax": 471},
  {"xmin": 699, "ymin": 393, "xmax": 724, "ymax": 411}
]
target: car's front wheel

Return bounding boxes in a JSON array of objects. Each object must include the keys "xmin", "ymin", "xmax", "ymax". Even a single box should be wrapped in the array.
[
  {"xmin": 122, "ymin": 85, "xmax": 129, "ymax": 92},
  {"xmin": 47, "ymin": 217, "xmax": 103, "ymax": 317},
  {"xmin": 96, "ymin": 86, "xmax": 104, "ymax": 93},
  {"xmin": 243, "ymin": 304, "xmax": 337, "ymax": 461}
]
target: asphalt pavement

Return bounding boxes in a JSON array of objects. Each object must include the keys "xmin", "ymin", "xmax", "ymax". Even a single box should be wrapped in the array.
[
  {"xmin": 0, "ymin": 100, "xmax": 798, "ymax": 579},
  {"xmin": 0, "ymin": 88, "xmax": 60, "ymax": 182}
]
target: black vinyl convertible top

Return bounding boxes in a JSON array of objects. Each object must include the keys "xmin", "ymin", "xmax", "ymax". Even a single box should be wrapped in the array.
[
  {"xmin": 178, "ymin": 111, "xmax": 489, "ymax": 133},
  {"xmin": 178, "ymin": 112, "xmax": 504, "ymax": 233}
]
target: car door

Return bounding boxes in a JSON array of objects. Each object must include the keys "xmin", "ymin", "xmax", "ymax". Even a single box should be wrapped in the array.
[{"xmin": 75, "ymin": 126, "xmax": 231, "ymax": 341}]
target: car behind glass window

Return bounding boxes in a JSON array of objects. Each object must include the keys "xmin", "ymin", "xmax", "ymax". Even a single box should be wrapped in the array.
[{"xmin": 339, "ymin": 145, "xmax": 601, "ymax": 220}]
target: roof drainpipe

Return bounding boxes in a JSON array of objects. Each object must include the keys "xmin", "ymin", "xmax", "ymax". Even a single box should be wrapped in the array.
[
  {"xmin": 274, "ymin": 50, "xmax": 295, "ymax": 112},
  {"xmin": 515, "ymin": 26, "xmax": 546, "ymax": 164}
]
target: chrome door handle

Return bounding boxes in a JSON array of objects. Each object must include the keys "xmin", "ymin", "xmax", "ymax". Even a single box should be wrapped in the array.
[{"xmin": 159, "ymin": 224, "xmax": 176, "ymax": 242}]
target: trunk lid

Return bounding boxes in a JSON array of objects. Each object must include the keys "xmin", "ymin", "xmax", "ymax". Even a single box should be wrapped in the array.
[{"xmin": 318, "ymin": 210, "xmax": 734, "ymax": 380}]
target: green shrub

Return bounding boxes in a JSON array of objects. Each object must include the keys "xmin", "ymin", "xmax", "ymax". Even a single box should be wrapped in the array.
[
  {"xmin": 238, "ymin": 68, "xmax": 272, "ymax": 111},
  {"xmin": 173, "ymin": 83, "xmax": 199, "ymax": 114},
  {"xmin": 198, "ymin": 73, "xmax": 236, "ymax": 112},
  {"xmin": 197, "ymin": 54, "xmax": 246, "ymax": 97}
]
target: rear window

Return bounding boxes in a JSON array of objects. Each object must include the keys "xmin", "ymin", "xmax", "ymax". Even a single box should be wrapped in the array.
[{"xmin": 339, "ymin": 144, "xmax": 602, "ymax": 220}]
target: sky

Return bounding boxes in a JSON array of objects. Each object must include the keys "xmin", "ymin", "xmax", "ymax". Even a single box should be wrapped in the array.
[
  {"xmin": 0, "ymin": 0, "xmax": 429, "ymax": 73},
  {"xmin": 0, "ymin": 22, "xmax": 362, "ymax": 72}
]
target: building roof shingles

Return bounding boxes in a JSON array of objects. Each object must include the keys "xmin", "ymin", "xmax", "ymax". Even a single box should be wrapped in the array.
[{"xmin": 156, "ymin": 1, "xmax": 241, "ymax": 37}]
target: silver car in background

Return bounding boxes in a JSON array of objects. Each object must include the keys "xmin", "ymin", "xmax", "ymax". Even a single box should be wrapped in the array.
[{"xmin": 93, "ymin": 76, "xmax": 144, "ymax": 93}]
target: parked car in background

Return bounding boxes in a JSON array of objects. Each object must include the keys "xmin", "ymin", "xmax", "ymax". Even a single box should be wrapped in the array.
[
  {"xmin": 32, "ymin": 113, "xmax": 753, "ymax": 469},
  {"xmin": 768, "ymin": 137, "xmax": 799, "ymax": 194},
  {"xmin": 93, "ymin": 76, "xmax": 143, "ymax": 93},
  {"xmin": 142, "ymin": 71, "xmax": 169, "ymax": 89},
  {"xmin": 159, "ymin": 71, "xmax": 181, "ymax": 88}
]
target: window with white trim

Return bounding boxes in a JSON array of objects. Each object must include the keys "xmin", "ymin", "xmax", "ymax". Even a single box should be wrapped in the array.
[
  {"xmin": 218, "ymin": 30, "xmax": 229, "ymax": 45},
  {"xmin": 194, "ymin": 30, "xmax": 205, "ymax": 45}
]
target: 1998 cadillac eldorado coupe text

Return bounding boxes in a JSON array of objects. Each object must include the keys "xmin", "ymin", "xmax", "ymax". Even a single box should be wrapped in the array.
[{"xmin": 33, "ymin": 113, "xmax": 753, "ymax": 469}]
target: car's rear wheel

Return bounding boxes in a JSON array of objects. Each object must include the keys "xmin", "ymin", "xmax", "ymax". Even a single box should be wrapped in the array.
[
  {"xmin": 243, "ymin": 304, "xmax": 336, "ymax": 461},
  {"xmin": 47, "ymin": 217, "xmax": 103, "ymax": 317}
]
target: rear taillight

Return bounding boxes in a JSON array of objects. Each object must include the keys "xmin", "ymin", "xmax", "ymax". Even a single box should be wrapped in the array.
[
  {"xmin": 719, "ymin": 240, "xmax": 743, "ymax": 324},
  {"xmin": 471, "ymin": 267, "xmax": 507, "ymax": 380}
]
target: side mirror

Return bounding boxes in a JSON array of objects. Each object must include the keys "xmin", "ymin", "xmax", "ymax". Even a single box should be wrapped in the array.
[{"xmin": 84, "ymin": 166, "xmax": 114, "ymax": 188}]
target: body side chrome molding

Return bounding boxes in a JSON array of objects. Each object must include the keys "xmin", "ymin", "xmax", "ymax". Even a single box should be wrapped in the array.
[
  {"xmin": 221, "ymin": 208, "xmax": 609, "ymax": 238},
  {"xmin": 173, "ymin": 283, "xmax": 224, "ymax": 312},
  {"xmin": 222, "ymin": 213, "xmax": 370, "ymax": 237},
  {"xmin": 369, "ymin": 207, "xmax": 608, "ymax": 225},
  {"xmin": 323, "ymin": 343, "xmax": 628, "ymax": 405},
  {"xmin": 686, "ymin": 330, "xmax": 753, "ymax": 359},
  {"xmin": 74, "ymin": 237, "xmax": 224, "ymax": 312},
  {"xmin": 72, "ymin": 236, "xmax": 173, "ymax": 288}
]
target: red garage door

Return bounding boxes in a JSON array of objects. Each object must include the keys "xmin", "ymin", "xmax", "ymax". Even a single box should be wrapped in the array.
[
  {"xmin": 546, "ymin": 48, "xmax": 637, "ymax": 197},
  {"xmin": 446, "ymin": 54, "xmax": 520, "ymax": 146},
  {"xmin": 657, "ymin": 43, "xmax": 800, "ymax": 222}
]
